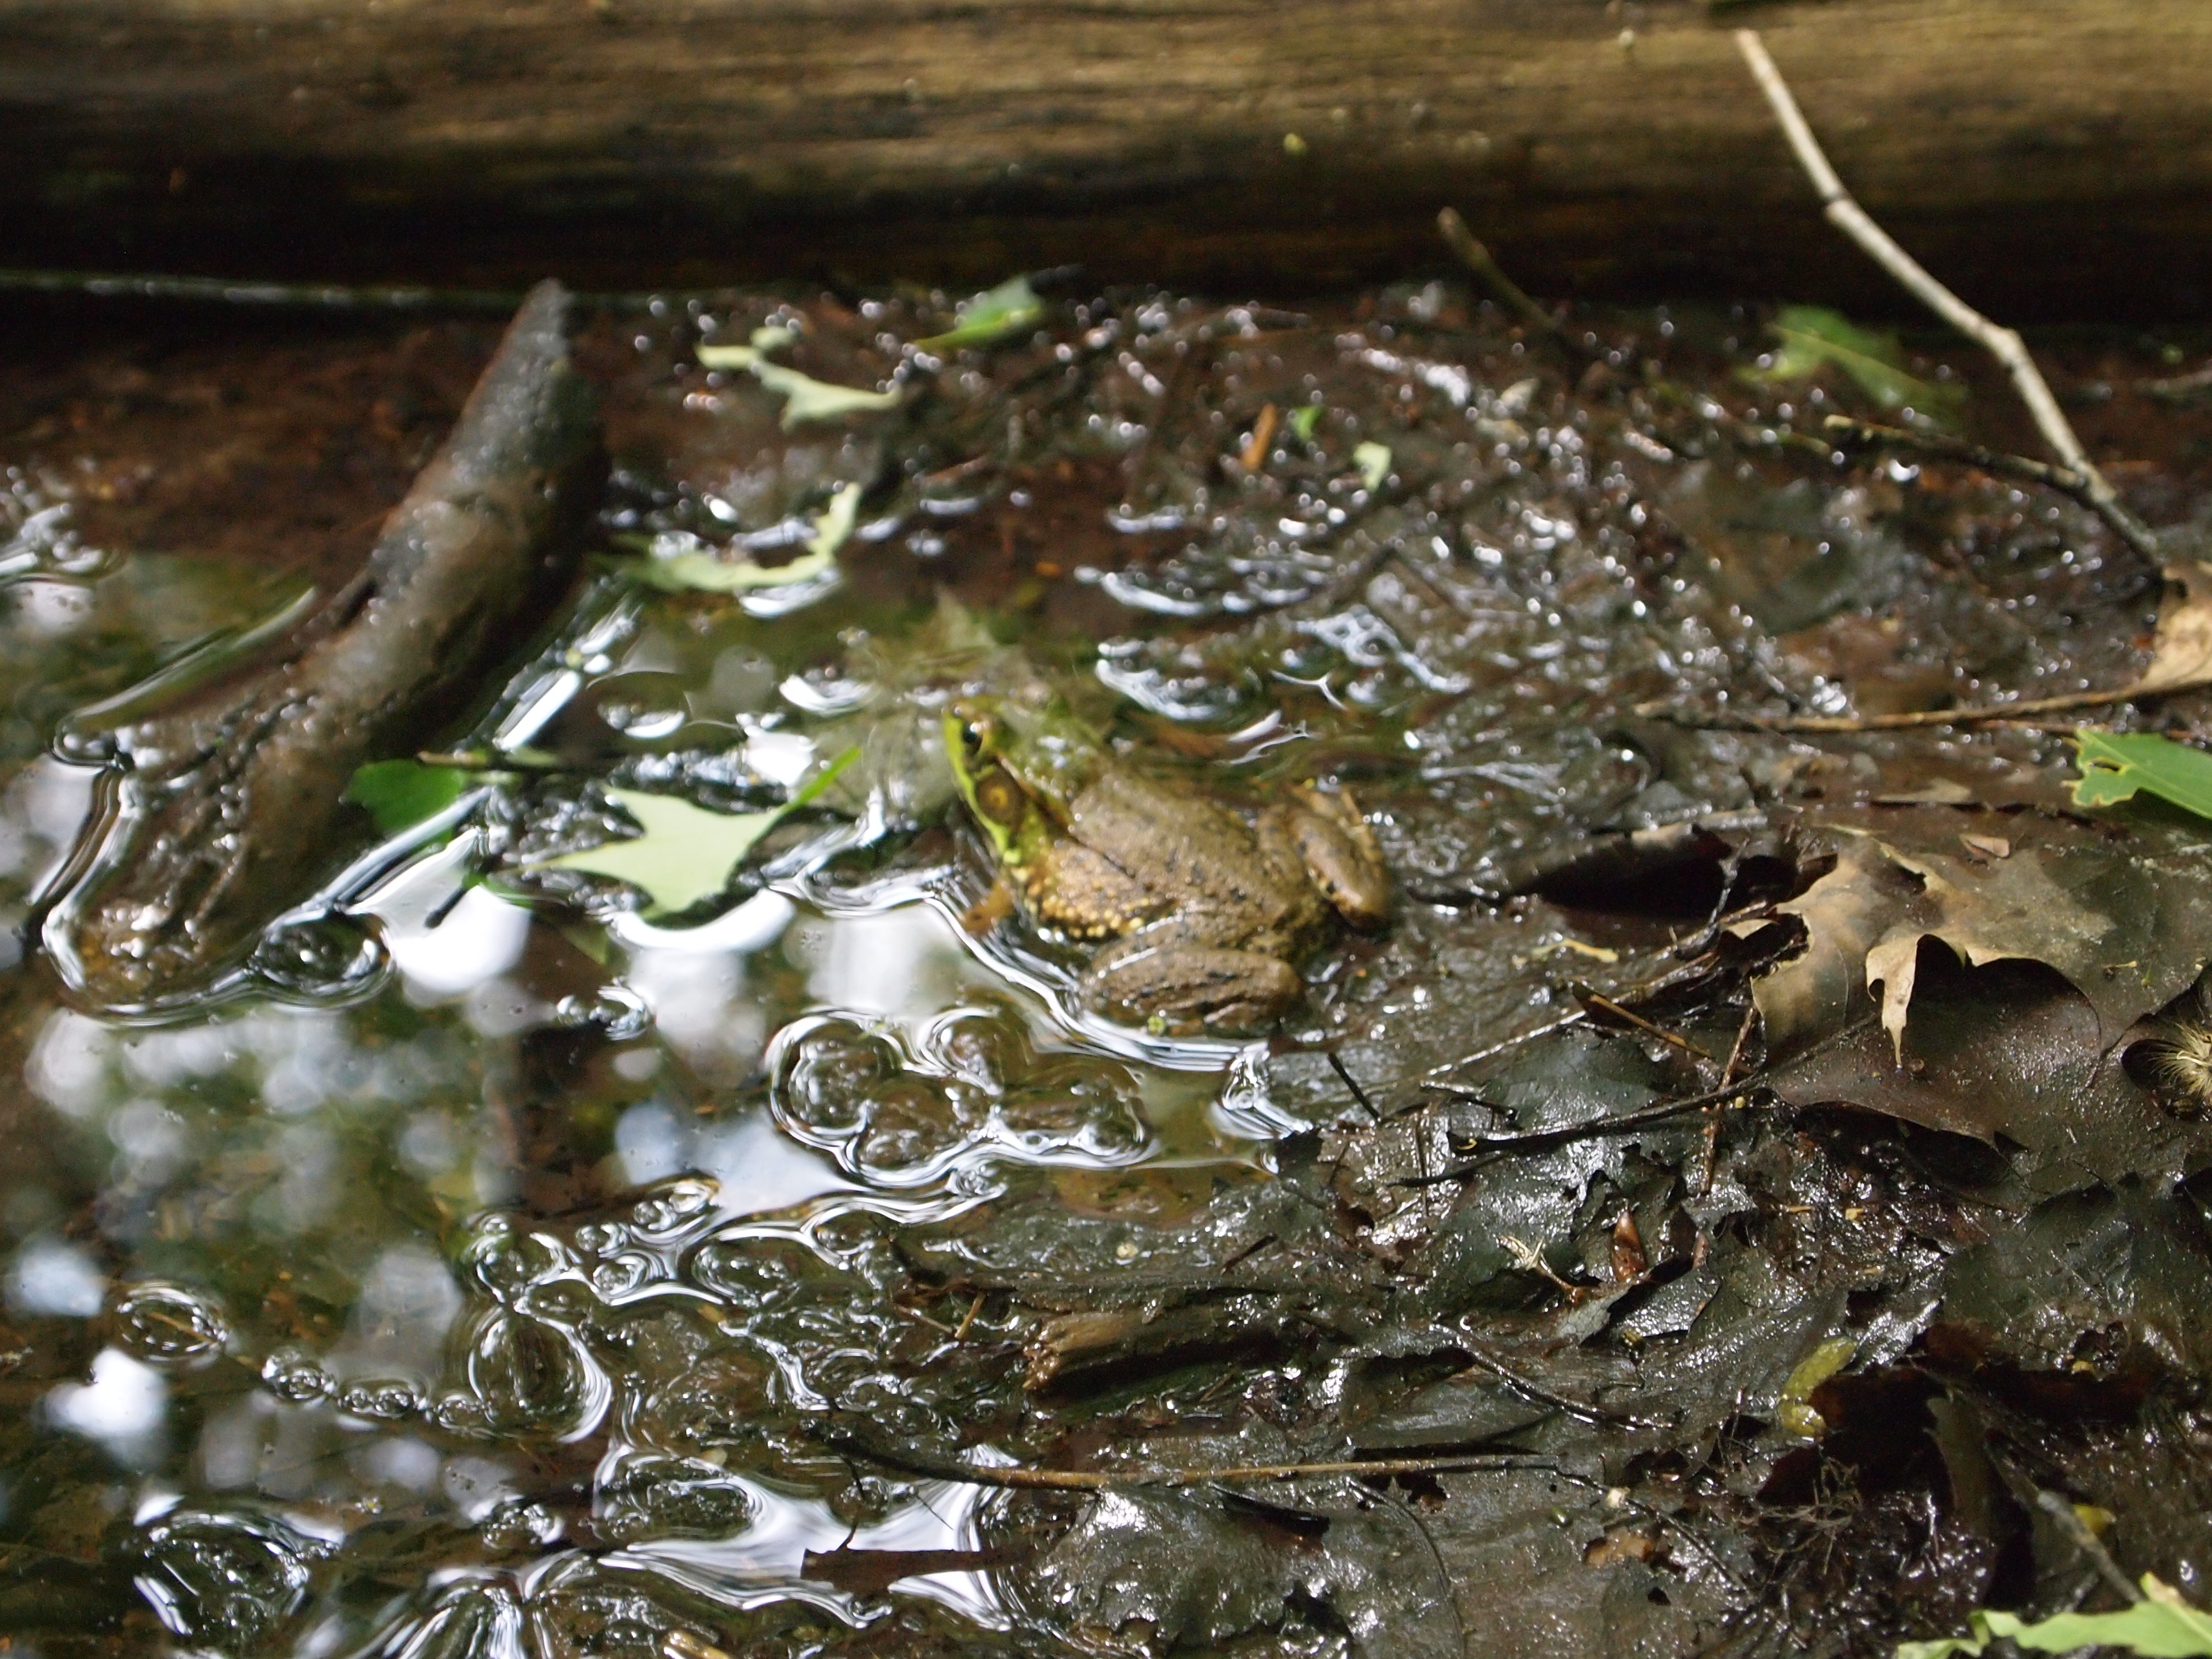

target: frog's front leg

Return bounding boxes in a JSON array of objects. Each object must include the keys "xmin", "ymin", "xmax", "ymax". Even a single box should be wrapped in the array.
[{"xmin": 1080, "ymin": 921, "xmax": 1302, "ymax": 1034}]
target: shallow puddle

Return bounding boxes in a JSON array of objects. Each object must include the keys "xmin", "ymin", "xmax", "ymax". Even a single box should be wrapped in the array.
[{"xmin": 3, "ymin": 283, "xmax": 2211, "ymax": 1656}]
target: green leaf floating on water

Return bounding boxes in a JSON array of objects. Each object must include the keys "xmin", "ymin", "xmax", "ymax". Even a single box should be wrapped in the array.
[
  {"xmin": 343, "ymin": 758, "xmax": 470, "ymax": 836},
  {"xmin": 911, "ymin": 275, "xmax": 1045, "ymax": 352},
  {"xmin": 2072, "ymin": 729, "xmax": 2212, "ymax": 820},
  {"xmin": 696, "ymin": 325, "xmax": 901, "ymax": 428},
  {"xmin": 538, "ymin": 747, "xmax": 856, "ymax": 915},
  {"xmin": 1353, "ymin": 441, "xmax": 1392, "ymax": 490},
  {"xmin": 1288, "ymin": 403, "xmax": 1325, "ymax": 441},
  {"xmin": 1898, "ymin": 1575, "xmax": 2212, "ymax": 1658},
  {"xmin": 1744, "ymin": 304, "xmax": 1963, "ymax": 421},
  {"xmin": 630, "ymin": 482, "xmax": 862, "ymax": 595}
]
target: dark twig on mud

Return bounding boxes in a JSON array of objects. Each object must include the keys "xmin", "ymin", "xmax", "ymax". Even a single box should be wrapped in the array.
[
  {"xmin": 1821, "ymin": 414, "xmax": 2101, "ymax": 504},
  {"xmin": 1575, "ymin": 986, "xmax": 1716, "ymax": 1062},
  {"xmin": 2034, "ymin": 1488, "xmax": 2144, "ymax": 1606},
  {"xmin": 1648, "ymin": 682, "xmax": 2176, "ymax": 734},
  {"xmin": 816, "ymin": 1419, "xmax": 1550, "ymax": 1491},
  {"xmin": 1454, "ymin": 1347, "xmax": 1666, "ymax": 1431},
  {"xmin": 1405, "ymin": 1015, "xmax": 1878, "ymax": 1185},
  {"xmin": 1437, "ymin": 209, "xmax": 1562, "ymax": 340},
  {"xmin": 1327, "ymin": 1049, "xmax": 1382, "ymax": 1121},
  {"xmin": 1734, "ymin": 31, "xmax": 2160, "ymax": 563}
]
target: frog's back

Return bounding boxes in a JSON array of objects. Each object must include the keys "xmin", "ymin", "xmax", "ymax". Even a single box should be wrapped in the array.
[{"xmin": 1069, "ymin": 770, "xmax": 1323, "ymax": 939}]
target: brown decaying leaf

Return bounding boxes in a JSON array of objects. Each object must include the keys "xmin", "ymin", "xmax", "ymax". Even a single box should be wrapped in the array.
[
  {"xmin": 1765, "ymin": 951, "xmax": 2212, "ymax": 1189},
  {"xmin": 1753, "ymin": 812, "xmax": 2211, "ymax": 1064},
  {"xmin": 2132, "ymin": 558, "xmax": 2212, "ymax": 696},
  {"xmin": 1751, "ymin": 839, "xmax": 1917, "ymax": 1056},
  {"xmin": 1860, "ymin": 843, "xmax": 2110, "ymax": 1058}
]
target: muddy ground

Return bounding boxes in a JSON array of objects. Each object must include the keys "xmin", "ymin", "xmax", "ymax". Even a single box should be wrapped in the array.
[{"xmin": 0, "ymin": 276, "xmax": 2210, "ymax": 1657}]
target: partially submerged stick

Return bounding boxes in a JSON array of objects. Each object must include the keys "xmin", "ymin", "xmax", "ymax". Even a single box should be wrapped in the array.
[
  {"xmin": 1734, "ymin": 30, "xmax": 2159, "ymax": 562},
  {"xmin": 44, "ymin": 279, "xmax": 604, "ymax": 1010},
  {"xmin": 1437, "ymin": 208, "xmax": 1561, "ymax": 339}
]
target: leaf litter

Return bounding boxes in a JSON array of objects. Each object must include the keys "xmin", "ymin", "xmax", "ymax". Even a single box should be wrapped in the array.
[{"xmin": 14, "ymin": 281, "xmax": 2212, "ymax": 1659}]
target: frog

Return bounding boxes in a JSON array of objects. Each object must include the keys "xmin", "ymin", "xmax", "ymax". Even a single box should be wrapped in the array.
[{"xmin": 945, "ymin": 687, "xmax": 1390, "ymax": 1033}]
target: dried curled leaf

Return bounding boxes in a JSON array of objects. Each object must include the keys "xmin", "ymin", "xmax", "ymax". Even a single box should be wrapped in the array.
[{"xmin": 2130, "ymin": 559, "xmax": 2212, "ymax": 696}]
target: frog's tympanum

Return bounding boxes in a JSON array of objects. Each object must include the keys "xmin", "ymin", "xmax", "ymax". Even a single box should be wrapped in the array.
[{"xmin": 946, "ymin": 689, "xmax": 1390, "ymax": 1033}]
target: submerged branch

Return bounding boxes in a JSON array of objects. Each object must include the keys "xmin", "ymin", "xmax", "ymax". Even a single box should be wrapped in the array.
[{"xmin": 42, "ymin": 279, "xmax": 604, "ymax": 1010}]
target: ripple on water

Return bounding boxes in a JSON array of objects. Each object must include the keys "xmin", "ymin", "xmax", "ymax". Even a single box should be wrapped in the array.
[{"xmin": 769, "ymin": 1002, "xmax": 1153, "ymax": 1187}]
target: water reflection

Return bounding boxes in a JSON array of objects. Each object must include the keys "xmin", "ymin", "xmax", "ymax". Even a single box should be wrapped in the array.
[
  {"xmin": 0, "ymin": 853, "xmax": 1268, "ymax": 1655},
  {"xmin": 48, "ymin": 1347, "xmax": 168, "ymax": 1466}
]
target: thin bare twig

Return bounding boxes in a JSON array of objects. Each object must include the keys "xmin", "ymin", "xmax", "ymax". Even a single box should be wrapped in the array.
[
  {"xmin": 1437, "ymin": 208, "xmax": 1562, "ymax": 339},
  {"xmin": 1821, "ymin": 414, "xmax": 2093, "ymax": 498},
  {"xmin": 817, "ymin": 1419, "xmax": 1548, "ymax": 1491},
  {"xmin": 1576, "ymin": 986, "xmax": 1716, "ymax": 1062},
  {"xmin": 1650, "ymin": 685, "xmax": 2160, "ymax": 734},
  {"xmin": 2034, "ymin": 1488, "xmax": 2143, "ymax": 1606},
  {"xmin": 1734, "ymin": 30, "xmax": 2159, "ymax": 562}
]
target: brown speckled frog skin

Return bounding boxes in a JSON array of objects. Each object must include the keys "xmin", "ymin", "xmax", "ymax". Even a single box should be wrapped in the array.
[{"xmin": 956, "ymin": 696, "xmax": 1389, "ymax": 1032}]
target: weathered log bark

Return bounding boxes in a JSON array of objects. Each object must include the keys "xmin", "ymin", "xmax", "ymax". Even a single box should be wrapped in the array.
[
  {"xmin": 42, "ymin": 279, "xmax": 603, "ymax": 1013},
  {"xmin": 2, "ymin": 1, "xmax": 2209, "ymax": 315}
]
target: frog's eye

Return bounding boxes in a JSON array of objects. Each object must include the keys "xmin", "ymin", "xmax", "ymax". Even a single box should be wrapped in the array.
[{"xmin": 972, "ymin": 768, "xmax": 1028, "ymax": 828}]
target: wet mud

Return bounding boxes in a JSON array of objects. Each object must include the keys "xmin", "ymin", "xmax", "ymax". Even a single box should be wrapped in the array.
[{"xmin": 0, "ymin": 278, "xmax": 2209, "ymax": 1657}]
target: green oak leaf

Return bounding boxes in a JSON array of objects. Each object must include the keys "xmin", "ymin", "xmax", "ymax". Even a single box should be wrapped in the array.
[
  {"xmin": 696, "ymin": 325, "xmax": 900, "ymax": 428},
  {"xmin": 1745, "ymin": 304, "xmax": 1962, "ymax": 421},
  {"xmin": 1899, "ymin": 1575, "xmax": 2212, "ymax": 1659},
  {"xmin": 630, "ymin": 482, "xmax": 862, "ymax": 595},
  {"xmin": 2072, "ymin": 729, "xmax": 2212, "ymax": 820}
]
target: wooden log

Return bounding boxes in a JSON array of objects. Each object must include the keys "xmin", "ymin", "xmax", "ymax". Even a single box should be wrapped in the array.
[{"xmin": 2, "ymin": 0, "xmax": 2209, "ymax": 313}]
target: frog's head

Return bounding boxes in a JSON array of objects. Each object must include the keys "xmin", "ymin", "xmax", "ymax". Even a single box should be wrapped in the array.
[{"xmin": 942, "ymin": 691, "xmax": 1106, "ymax": 868}]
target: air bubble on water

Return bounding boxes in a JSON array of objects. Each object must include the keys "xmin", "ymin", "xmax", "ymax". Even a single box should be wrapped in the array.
[
  {"xmin": 337, "ymin": 1378, "xmax": 425, "ymax": 1421},
  {"xmin": 114, "ymin": 1282, "xmax": 229, "ymax": 1366},
  {"xmin": 262, "ymin": 1348, "xmax": 336, "ymax": 1403},
  {"xmin": 133, "ymin": 1507, "xmax": 320, "ymax": 1648},
  {"xmin": 553, "ymin": 984, "xmax": 654, "ymax": 1039}
]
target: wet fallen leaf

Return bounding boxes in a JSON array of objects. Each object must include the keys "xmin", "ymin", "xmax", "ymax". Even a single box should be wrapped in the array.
[
  {"xmin": 1743, "ymin": 304, "xmax": 1962, "ymax": 421},
  {"xmin": 537, "ymin": 749, "xmax": 854, "ymax": 914},
  {"xmin": 911, "ymin": 274, "xmax": 1043, "ymax": 352},
  {"xmin": 1353, "ymin": 441, "xmax": 1392, "ymax": 489},
  {"xmin": 1765, "ymin": 952, "xmax": 2212, "ymax": 1188},
  {"xmin": 1860, "ymin": 842, "xmax": 2111, "ymax": 1058},
  {"xmin": 630, "ymin": 482, "xmax": 860, "ymax": 595},
  {"xmin": 1898, "ymin": 1575, "xmax": 2212, "ymax": 1659},
  {"xmin": 1751, "ymin": 816, "xmax": 2197, "ymax": 1061}
]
